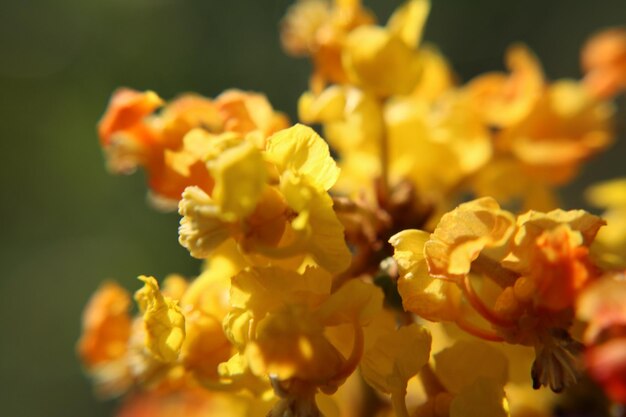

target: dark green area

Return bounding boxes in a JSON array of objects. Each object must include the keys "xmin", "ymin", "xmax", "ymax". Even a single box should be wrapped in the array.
[{"xmin": 0, "ymin": 0, "xmax": 624, "ymax": 416}]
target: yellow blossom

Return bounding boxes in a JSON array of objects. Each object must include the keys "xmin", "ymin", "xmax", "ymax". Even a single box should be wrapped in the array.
[
  {"xmin": 342, "ymin": 0, "xmax": 429, "ymax": 97},
  {"xmin": 224, "ymin": 266, "xmax": 383, "ymax": 414}
]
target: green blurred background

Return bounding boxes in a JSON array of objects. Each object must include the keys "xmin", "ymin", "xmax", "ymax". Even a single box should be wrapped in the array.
[{"xmin": 0, "ymin": 0, "xmax": 625, "ymax": 416}]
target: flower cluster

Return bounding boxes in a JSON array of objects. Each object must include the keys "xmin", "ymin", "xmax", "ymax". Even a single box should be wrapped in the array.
[{"xmin": 79, "ymin": 1, "xmax": 626, "ymax": 416}]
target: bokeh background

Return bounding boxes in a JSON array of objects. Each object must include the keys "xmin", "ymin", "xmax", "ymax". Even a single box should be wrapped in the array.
[{"xmin": 1, "ymin": 0, "xmax": 625, "ymax": 416}]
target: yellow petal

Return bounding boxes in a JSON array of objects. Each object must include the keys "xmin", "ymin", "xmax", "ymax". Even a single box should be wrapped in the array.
[
  {"xmin": 210, "ymin": 140, "xmax": 267, "ymax": 220},
  {"xmin": 298, "ymin": 86, "xmax": 346, "ymax": 124},
  {"xmin": 247, "ymin": 306, "xmax": 344, "ymax": 382},
  {"xmin": 503, "ymin": 208, "xmax": 605, "ymax": 273},
  {"xmin": 230, "ymin": 266, "xmax": 332, "ymax": 317},
  {"xmin": 586, "ymin": 178, "xmax": 626, "ymax": 208},
  {"xmin": 135, "ymin": 276, "xmax": 186, "ymax": 363},
  {"xmin": 360, "ymin": 323, "xmax": 431, "ymax": 394},
  {"xmin": 390, "ymin": 230, "xmax": 462, "ymax": 322},
  {"xmin": 280, "ymin": 173, "xmax": 352, "ymax": 274},
  {"xmin": 412, "ymin": 44, "xmax": 456, "ymax": 102},
  {"xmin": 266, "ymin": 124, "xmax": 340, "ymax": 191},
  {"xmin": 449, "ymin": 377, "xmax": 509, "ymax": 417},
  {"xmin": 387, "ymin": 0, "xmax": 430, "ymax": 49},
  {"xmin": 389, "ymin": 229, "xmax": 430, "ymax": 271},
  {"xmin": 343, "ymin": 26, "xmax": 421, "ymax": 96},
  {"xmin": 315, "ymin": 279, "xmax": 384, "ymax": 326},
  {"xmin": 433, "ymin": 340, "xmax": 508, "ymax": 394}
]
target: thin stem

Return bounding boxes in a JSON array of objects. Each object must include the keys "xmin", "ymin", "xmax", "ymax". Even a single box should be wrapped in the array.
[
  {"xmin": 462, "ymin": 274, "xmax": 516, "ymax": 328},
  {"xmin": 331, "ymin": 195, "xmax": 359, "ymax": 213},
  {"xmin": 379, "ymin": 125, "xmax": 390, "ymax": 200},
  {"xmin": 455, "ymin": 316, "xmax": 505, "ymax": 342},
  {"xmin": 391, "ymin": 389, "xmax": 410, "ymax": 417}
]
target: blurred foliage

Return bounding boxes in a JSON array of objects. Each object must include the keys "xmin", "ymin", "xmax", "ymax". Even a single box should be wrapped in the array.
[{"xmin": 0, "ymin": 0, "xmax": 624, "ymax": 416}]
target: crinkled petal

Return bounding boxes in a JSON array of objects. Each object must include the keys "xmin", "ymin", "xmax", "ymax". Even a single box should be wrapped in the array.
[
  {"xmin": 135, "ymin": 276, "xmax": 186, "ymax": 363},
  {"xmin": 425, "ymin": 197, "xmax": 515, "ymax": 279}
]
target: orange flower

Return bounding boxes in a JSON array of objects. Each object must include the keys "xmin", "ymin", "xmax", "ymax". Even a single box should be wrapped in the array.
[
  {"xmin": 98, "ymin": 89, "xmax": 288, "ymax": 207},
  {"xmin": 77, "ymin": 281, "xmax": 132, "ymax": 368},
  {"xmin": 582, "ymin": 27, "xmax": 626, "ymax": 99}
]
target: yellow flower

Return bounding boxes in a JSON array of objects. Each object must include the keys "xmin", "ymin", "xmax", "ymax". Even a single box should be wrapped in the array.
[
  {"xmin": 224, "ymin": 266, "xmax": 383, "ymax": 414},
  {"xmin": 135, "ymin": 276, "xmax": 186, "ymax": 363},
  {"xmin": 342, "ymin": 0, "xmax": 429, "ymax": 97},
  {"xmin": 179, "ymin": 124, "xmax": 351, "ymax": 274}
]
